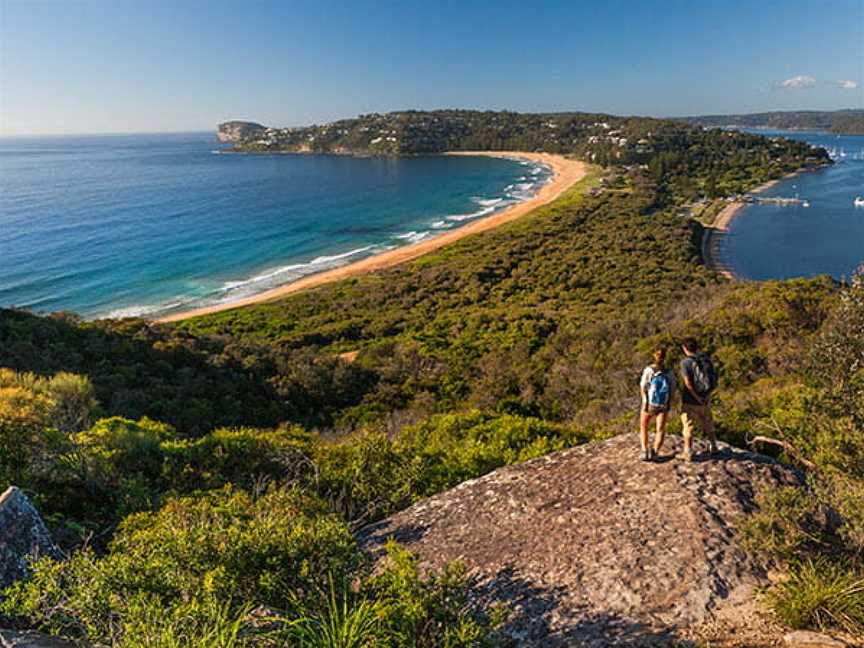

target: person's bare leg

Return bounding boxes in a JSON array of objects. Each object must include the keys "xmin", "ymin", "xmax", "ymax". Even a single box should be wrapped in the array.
[
  {"xmin": 654, "ymin": 411, "xmax": 668, "ymax": 455},
  {"xmin": 639, "ymin": 410, "xmax": 651, "ymax": 455},
  {"xmin": 680, "ymin": 407, "xmax": 694, "ymax": 460},
  {"xmin": 703, "ymin": 404, "xmax": 718, "ymax": 452}
]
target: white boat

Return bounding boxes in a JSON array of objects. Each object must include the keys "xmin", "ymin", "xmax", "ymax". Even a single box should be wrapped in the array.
[
  {"xmin": 802, "ymin": 200, "xmax": 810, "ymax": 208},
  {"xmin": 855, "ymin": 197, "xmax": 864, "ymax": 207}
]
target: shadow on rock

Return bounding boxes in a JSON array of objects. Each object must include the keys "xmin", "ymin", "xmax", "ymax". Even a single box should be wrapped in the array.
[
  {"xmin": 476, "ymin": 568, "xmax": 696, "ymax": 647},
  {"xmin": 356, "ymin": 520, "xmax": 429, "ymax": 557}
]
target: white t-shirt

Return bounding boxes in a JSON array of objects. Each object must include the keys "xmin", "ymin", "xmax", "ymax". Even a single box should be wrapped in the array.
[{"xmin": 640, "ymin": 365, "xmax": 677, "ymax": 397}]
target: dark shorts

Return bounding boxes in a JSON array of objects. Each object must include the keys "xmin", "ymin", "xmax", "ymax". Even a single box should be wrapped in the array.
[{"xmin": 646, "ymin": 404, "xmax": 670, "ymax": 415}]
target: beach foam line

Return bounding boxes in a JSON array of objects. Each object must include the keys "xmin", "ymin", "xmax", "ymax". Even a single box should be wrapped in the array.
[
  {"xmin": 473, "ymin": 197, "xmax": 506, "ymax": 208},
  {"xmin": 108, "ymin": 245, "xmax": 384, "ymax": 318},
  {"xmin": 394, "ymin": 231, "xmax": 432, "ymax": 243},
  {"xmin": 105, "ymin": 300, "xmax": 188, "ymax": 319},
  {"xmin": 220, "ymin": 245, "xmax": 379, "ymax": 291},
  {"xmin": 446, "ymin": 205, "xmax": 497, "ymax": 222}
]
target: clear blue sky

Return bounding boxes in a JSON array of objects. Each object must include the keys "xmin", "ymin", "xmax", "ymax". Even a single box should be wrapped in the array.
[{"xmin": 1, "ymin": 0, "xmax": 862, "ymax": 135}]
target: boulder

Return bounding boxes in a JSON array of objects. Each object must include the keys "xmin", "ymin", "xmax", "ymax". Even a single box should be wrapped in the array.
[
  {"xmin": 0, "ymin": 630, "xmax": 80, "ymax": 647},
  {"xmin": 0, "ymin": 487, "xmax": 61, "ymax": 589},
  {"xmin": 359, "ymin": 434, "xmax": 804, "ymax": 646}
]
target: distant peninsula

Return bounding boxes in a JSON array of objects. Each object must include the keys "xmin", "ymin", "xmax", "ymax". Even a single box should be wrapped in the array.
[
  {"xmin": 679, "ymin": 108, "xmax": 864, "ymax": 134},
  {"xmin": 216, "ymin": 109, "xmax": 833, "ymax": 166}
]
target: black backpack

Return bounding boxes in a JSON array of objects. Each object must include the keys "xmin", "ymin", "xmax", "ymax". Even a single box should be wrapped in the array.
[{"xmin": 691, "ymin": 354, "xmax": 718, "ymax": 396}]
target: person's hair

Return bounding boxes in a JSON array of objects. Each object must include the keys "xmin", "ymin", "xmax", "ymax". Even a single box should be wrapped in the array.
[
  {"xmin": 652, "ymin": 347, "xmax": 666, "ymax": 366},
  {"xmin": 681, "ymin": 338, "xmax": 700, "ymax": 353}
]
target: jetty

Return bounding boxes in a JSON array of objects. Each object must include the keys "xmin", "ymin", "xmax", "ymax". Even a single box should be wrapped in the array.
[{"xmin": 728, "ymin": 194, "xmax": 810, "ymax": 207}]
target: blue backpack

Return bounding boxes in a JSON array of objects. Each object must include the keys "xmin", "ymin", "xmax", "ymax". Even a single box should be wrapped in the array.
[{"xmin": 647, "ymin": 369, "xmax": 672, "ymax": 409}]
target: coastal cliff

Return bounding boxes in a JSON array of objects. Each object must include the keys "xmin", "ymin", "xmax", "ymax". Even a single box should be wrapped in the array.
[{"xmin": 217, "ymin": 120, "xmax": 266, "ymax": 143}]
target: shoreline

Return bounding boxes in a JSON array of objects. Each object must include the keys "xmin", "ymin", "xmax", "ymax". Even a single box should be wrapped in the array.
[
  {"xmin": 156, "ymin": 152, "xmax": 588, "ymax": 323},
  {"xmin": 702, "ymin": 169, "xmax": 808, "ymax": 279}
]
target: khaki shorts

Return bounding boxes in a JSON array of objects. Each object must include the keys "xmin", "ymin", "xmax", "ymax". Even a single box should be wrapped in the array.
[{"xmin": 681, "ymin": 402, "xmax": 713, "ymax": 438}]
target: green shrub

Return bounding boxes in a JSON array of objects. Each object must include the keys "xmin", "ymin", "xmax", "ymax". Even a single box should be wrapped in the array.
[
  {"xmin": 397, "ymin": 411, "xmax": 579, "ymax": 496},
  {"xmin": 108, "ymin": 598, "xmax": 249, "ymax": 648},
  {"xmin": 767, "ymin": 558, "xmax": 864, "ymax": 636},
  {"xmin": 44, "ymin": 371, "xmax": 98, "ymax": 433},
  {"xmin": 743, "ymin": 486, "xmax": 836, "ymax": 561},
  {"xmin": 366, "ymin": 543, "xmax": 502, "ymax": 648},
  {"xmin": 163, "ymin": 425, "xmax": 316, "ymax": 492},
  {"xmin": 1, "ymin": 486, "xmax": 357, "ymax": 643},
  {"xmin": 286, "ymin": 577, "xmax": 381, "ymax": 648},
  {"xmin": 314, "ymin": 411, "xmax": 580, "ymax": 523}
]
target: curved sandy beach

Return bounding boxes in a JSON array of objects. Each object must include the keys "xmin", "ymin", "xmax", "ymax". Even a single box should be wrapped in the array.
[{"xmin": 157, "ymin": 152, "xmax": 587, "ymax": 323}]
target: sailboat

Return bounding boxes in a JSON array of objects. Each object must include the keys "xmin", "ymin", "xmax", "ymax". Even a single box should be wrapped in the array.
[{"xmin": 855, "ymin": 196, "xmax": 864, "ymax": 207}]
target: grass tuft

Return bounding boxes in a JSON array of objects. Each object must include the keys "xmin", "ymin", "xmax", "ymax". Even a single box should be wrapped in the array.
[{"xmin": 767, "ymin": 558, "xmax": 864, "ymax": 636}]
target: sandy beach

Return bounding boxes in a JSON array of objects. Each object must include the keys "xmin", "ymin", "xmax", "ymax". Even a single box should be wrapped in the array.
[
  {"xmin": 702, "ymin": 170, "xmax": 805, "ymax": 279},
  {"xmin": 157, "ymin": 152, "xmax": 588, "ymax": 323}
]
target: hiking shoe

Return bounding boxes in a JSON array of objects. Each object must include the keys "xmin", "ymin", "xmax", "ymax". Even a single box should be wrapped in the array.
[
  {"xmin": 641, "ymin": 449, "xmax": 651, "ymax": 462},
  {"xmin": 709, "ymin": 442, "xmax": 719, "ymax": 455}
]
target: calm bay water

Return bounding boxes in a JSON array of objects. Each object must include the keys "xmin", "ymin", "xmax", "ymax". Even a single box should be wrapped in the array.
[
  {"xmin": 721, "ymin": 130, "xmax": 864, "ymax": 280},
  {"xmin": 0, "ymin": 133, "xmax": 549, "ymax": 318}
]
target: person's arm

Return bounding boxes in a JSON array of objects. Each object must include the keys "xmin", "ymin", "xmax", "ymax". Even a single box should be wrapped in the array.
[
  {"xmin": 639, "ymin": 368, "xmax": 649, "ymax": 412},
  {"xmin": 681, "ymin": 366, "xmax": 705, "ymax": 405}
]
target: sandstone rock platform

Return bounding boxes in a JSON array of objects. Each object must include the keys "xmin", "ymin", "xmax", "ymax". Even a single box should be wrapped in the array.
[{"xmin": 359, "ymin": 434, "xmax": 804, "ymax": 646}]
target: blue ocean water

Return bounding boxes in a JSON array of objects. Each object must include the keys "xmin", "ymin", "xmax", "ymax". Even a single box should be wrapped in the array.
[
  {"xmin": 0, "ymin": 133, "xmax": 550, "ymax": 318},
  {"xmin": 721, "ymin": 130, "xmax": 864, "ymax": 280}
]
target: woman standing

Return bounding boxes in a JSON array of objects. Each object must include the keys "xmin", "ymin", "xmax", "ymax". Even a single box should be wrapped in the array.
[{"xmin": 638, "ymin": 348, "xmax": 676, "ymax": 461}]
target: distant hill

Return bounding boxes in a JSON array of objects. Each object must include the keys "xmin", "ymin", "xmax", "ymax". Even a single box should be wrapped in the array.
[
  {"xmin": 216, "ymin": 109, "xmax": 831, "ymax": 173},
  {"xmin": 679, "ymin": 109, "xmax": 864, "ymax": 134}
]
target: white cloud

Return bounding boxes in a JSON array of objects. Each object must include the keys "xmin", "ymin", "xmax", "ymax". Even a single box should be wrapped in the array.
[
  {"xmin": 778, "ymin": 75, "xmax": 817, "ymax": 90},
  {"xmin": 837, "ymin": 79, "xmax": 859, "ymax": 89}
]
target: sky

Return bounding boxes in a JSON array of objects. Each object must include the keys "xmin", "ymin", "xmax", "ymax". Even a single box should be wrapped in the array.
[{"xmin": 0, "ymin": 0, "xmax": 862, "ymax": 135}]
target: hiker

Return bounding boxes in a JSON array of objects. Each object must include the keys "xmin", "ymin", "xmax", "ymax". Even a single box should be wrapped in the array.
[
  {"xmin": 679, "ymin": 338, "xmax": 718, "ymax": 461},
  {"xmin": 638, "ymin": 347, "xmax": 676, "ymax": 461}
]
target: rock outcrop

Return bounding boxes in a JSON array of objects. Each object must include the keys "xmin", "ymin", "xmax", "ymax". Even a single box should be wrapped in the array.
[
  {"xmin": 0, "ymin": 630, "xmax": 79, "ymax": 647},
  {"xmin": 217, "ymin": 120, "xmax": 266, "ymax": 143},
  {"xmin": 783, "ymin": 630, "xmax": 851, "ymax": 647},
  {"xmin": 0, "ymin": 487, "xmax": 60, "ymax": 589},
  {"xmin": 359, "ymin": 434, "xmax": 804, "ymax": 646}
]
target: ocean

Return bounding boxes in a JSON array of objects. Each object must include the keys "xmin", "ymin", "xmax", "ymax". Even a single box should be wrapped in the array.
[
  {"xmin": 0, "ymin": 133, "xmax": 550, "ymax": 319},
  {"xmin": 721, "ymin": 130, "xmax": 864, "ymax": 280}
]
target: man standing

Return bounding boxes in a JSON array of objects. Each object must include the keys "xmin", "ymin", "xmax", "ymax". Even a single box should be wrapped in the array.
[{"xmin": 679, "ymin": 338, "xmax": 718, "ymax": 461}]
